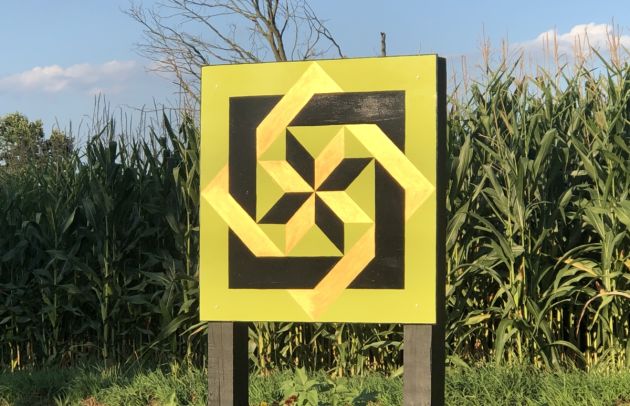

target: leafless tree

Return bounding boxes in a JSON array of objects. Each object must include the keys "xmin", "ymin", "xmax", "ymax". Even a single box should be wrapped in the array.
[{"xmin": 127, "ymin": 0, "xmax": 344, "ymax": 108}]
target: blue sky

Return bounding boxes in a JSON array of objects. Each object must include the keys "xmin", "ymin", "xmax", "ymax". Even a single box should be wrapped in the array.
[{"xmin": 1, "ymin": 1, "xmax": 629, "ymax": 136}]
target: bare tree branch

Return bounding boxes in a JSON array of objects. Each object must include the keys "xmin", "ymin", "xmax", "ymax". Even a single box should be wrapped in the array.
[{"xmin": 127, "ymin": 0, "xmax": 343, "ymax": 110}]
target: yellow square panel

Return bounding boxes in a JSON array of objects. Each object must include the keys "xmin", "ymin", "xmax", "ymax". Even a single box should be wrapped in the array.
[{"xmin": 200, "ymin": 55, "xmax": 445, "ymax": 323}]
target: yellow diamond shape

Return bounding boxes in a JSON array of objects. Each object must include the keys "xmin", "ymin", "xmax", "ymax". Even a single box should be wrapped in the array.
[
  {"xmin": 287, "ymin": 125, "xmax": 345, "ymax": 158},
  {"xmin": 343, "ymin": 160, "xmax": 375, "ymax": 221},
  {"xmin": 287, "ymin": 225, "xmax": 343, "ymax": 257},
  {"xmin": 256, "ymin": 163, "xmax": 286, "ymax": 221}
]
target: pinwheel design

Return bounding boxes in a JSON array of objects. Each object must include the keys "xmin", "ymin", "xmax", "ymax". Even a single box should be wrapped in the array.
[{"xmin": 202, "ymin": 62, "xmax": 435, "ymax": 319}]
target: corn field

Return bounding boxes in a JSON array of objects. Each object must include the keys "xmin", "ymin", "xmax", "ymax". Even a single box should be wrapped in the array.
[{"xmin": 1, "ymin": 57, "xmax": 629, "ymax": 374}]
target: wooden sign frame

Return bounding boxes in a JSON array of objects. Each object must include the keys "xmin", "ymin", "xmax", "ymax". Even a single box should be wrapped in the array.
[
  {"xmin": 201, "ymin": 55, "xmax": 446, "ymax": 404},
  {"xmin": 200, "ymin": 55, "xmax": 444, "ymax": 324}
]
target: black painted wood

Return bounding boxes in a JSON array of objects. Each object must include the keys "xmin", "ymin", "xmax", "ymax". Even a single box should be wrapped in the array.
[
  {"xmin": 229, "ymin": 96, "xmax": 281, "ymax": 218},
  {"xmin": 349, "ymin": 162, "xmax": 405, "ymax": 289},
  {"xmin": 318, "ymin": 158, "xmax": 372, "ymax": 190},
  {"xmin": 290, "ymin": 91, "xmax": 405, "ymax": 150},
  {"xmin": 286, "ymin": 129, "xmax": 315, "ymax": 185},
  {"xmin": 315, "ymin": 195, "xmax": 345, "ymax": 252},
  {"xmin": 228, "ymin": 231, "xmax": 338, "ymax": 288},
  {"xmin": 208, "ymin": 322, "xmax": 249, "ymax": 406},
  {"xmin": 259, "ymin": 193, "xmax": 311, "ymax": 224},
  {"xmin": 228, "ymin": 91, "xmax": 406, "ymax": 290}
]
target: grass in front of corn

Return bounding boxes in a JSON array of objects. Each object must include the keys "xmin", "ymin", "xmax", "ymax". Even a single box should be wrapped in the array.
[{"xmin": 2, "ymin": 363, "xmax": 630, "ymax": 405}]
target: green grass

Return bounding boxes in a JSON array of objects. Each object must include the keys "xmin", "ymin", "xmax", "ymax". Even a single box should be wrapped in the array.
[
  {"xmin": 2, "ymin": 363, "xmax": 630, "ymax": 405},
  {"xmin": 446, "ymin": 365, "xmax": 630, "ymax": 406},
  {"xmin": 0, "ymin": 363, "xmax": 207, "ymax": 406},
  {"xmin": 248, "ymin": 369, "xmax": 402, "ymax": 405}
]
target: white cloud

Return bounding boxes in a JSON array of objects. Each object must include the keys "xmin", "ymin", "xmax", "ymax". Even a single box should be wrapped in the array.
[
  {"xmin": 514, "ymin": 23, "xmax": 630, "ymax": 58},
  {"xmin": 88, "ymin": 85, "xmax": 125, "ymax": 96},
  {"xmin": 0, "ymin": 60, "xmax": 137, "ymax": 94}
]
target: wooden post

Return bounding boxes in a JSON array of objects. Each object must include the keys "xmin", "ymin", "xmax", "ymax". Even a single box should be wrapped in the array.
[
  {"xmin": 380, "ymin": 32, "xmax": 387, "ymax": 57},
  {"xmin": 208, "ymin": 322, "xmax": 249, "ymax": 406},
  {"xmin": 403, "ymin": 324, "xmax": 445, "ymax": 405}
]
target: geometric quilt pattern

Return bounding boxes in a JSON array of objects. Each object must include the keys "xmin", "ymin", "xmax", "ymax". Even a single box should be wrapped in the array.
[{"xmin": 200, "ymin": 56, "xmax": 443, "ymax": 323}]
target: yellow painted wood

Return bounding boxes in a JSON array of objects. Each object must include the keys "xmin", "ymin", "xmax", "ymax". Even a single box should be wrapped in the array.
[
  {"xmin": 255, "ymin": 163, "xmax": 285, "ymax": 222},
  {"xmin": 200, "ymin": 55, "xmax": 439, "ymax": 323},
  {"xmin": 287, "ymin": 125, "xmax": 343, "ymax": 158},
  {"xmin": 345, "ymin": 160, "xmax": 375, "ymax": 221}
]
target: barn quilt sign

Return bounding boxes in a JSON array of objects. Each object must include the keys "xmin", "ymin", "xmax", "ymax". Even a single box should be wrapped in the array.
[{"xmin": 200, "ymin": 55, "xmax": 445, "ymax": 323}]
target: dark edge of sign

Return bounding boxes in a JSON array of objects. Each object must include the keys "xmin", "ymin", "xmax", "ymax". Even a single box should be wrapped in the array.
[{"xmin": 432, "ymin": 55, "xmax": 448, "ymax": 404}]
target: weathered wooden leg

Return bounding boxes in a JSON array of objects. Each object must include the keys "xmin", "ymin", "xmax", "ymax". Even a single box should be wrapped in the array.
[
  {"xmin": 208, "ymin": 322, "xmax": 249, "ymax": 406},
  {"xmin": 403, "ymin": 324, "xmax": 445, "ymax": 406}
]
